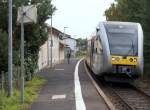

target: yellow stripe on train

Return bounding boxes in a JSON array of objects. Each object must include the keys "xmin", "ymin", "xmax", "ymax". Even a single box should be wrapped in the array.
[{"xmin": 111, "ymin": 55, "xmax": 138, "ymax": 65}]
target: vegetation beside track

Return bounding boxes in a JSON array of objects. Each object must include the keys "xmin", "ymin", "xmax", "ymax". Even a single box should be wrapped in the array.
[
  {"xmin": 75, "ymin": 38, "xmax": 87, "ymax": 59},
  {"xmin": 0, "ymin": 76, "xmax": 47, "ymax": 110},
  {"xmin": 75, "ymin": 51, "xmax": 86, "ymax": 59}
]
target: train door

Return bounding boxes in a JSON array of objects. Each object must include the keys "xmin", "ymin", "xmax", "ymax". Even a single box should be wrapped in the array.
[
  {"xmin": 96, "ymin": 35, "xmax": 104, "ymax": 73},
  {"xmin": 86, "ymin": 40, "xmax": 91, "ymax": 66},
  {"xmin": 92, "ymin": 38, "xmax": 97, "ymax": 69},
  {"xmin": 90, "ymin": 40, "xmax": 94, "ymax": 67},
  {"xmin": 92, "ymin": 35, "xmax": 104, "ymax": 74},
  {"xmin": 92, "ymin": 37, "xmax": 98, "ymax": 73},
  {"xmin": 91, "ymin": 37, "xmax": 99, "ymax": 73}
]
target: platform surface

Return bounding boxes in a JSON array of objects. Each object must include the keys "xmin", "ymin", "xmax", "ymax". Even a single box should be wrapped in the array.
[{"xmin": 30, "ymin": 59, "xmax": 109, "ymax": 110}]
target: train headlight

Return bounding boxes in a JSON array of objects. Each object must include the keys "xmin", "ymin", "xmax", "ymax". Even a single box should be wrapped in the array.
[
  {"xmin": 116, "ymin": 57, "xmax": 120, "ymax": 61},
  {"xmin": 129, "ymin": 58, "xmax": 133, "ymax": 62},
  {"xmin": 112, "ymin": 57, "xmax": 120, "ymax": 61},
  {"xmin": 112, "ymin": 57, "xmax": 116, "ymax": 61},
  {"xmin": 134, "ymin": 58, "xmax": 137, "ymax": 62}
]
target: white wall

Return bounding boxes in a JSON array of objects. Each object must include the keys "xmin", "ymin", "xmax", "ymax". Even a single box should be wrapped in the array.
[
  {"xmin": 38, "ymin": 34, "xmax": 65, "ymax": 70},
  {"xmin": 38, "ymin": 41, "xmax": 48, "ymax": 70},
  {"xmin": 59, "ymin": 49, "xmax": 64, "ymax": 61},
  {"xmin": 50, "ymin": 34, "xmax": 59, "ymax": 64},
  {"xmin": 64, "ymin": 38, "xmax": 77, "ymax": 51}
]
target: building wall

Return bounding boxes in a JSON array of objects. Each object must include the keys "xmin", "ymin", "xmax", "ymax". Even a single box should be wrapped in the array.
[
  {"xmin": 50, "ymin": 34, "xmax": 59, "ymax": 65},
  {"xmin": 38, "ymin": 41, "xmax": 48, "ymax": 70},
  {"xmin": 38, "ymin": 33, "xmax": 65, "ymax": 70},
  {"xmin": 59, "ymin": 49, "xmax": 64, "ymax": 62},
  {"xmin": 64, "ymin": 38, "xmax": 77, "ymax": 51},
  {"xmin": 63, "ymin": 38, "xmax": 77, "ymax": 57}
]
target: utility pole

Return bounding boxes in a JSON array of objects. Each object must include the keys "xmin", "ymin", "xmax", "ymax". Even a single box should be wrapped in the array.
[
  {"xmin": 47, "ymin": 15, "xmax": 53, "ymax": 67},
  {"xmin": 50, "ymin": 15, "xmax": 53, "ymax": 68},
  {"xmin": 20, "ymin": 5, "xmax": 25, "ymax": 104},
  {"xmin": 8, "ymin": 0, "xmax": 13, "ymax": 96},
  {"xmin": 63, "ymin": 27, "xmax": 68, "ymax": 58},
  {"xmin": 63, "ymin": 27, "xmax": 68, "ymax": 38},
  {"xmin": 47, "ymin": 29, "xmax": 50, "ymax": 66}
]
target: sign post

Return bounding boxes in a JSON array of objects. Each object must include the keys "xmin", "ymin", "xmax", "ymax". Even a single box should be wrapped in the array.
[
  {"xmin": 17, "ymin": 5, "xmax": 37, "ymax": 103},
  {"xmin": 20, "ymin": 5, "xmax": 25, "ymax": 103}
]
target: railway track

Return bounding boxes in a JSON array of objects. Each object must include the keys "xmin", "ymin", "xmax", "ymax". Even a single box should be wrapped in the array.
[
  {"xmin": 84, "ymin": 60, "xmax": 150, "ymax": 110},
  {"xmin": 109, "ymin": 84, "xmax": 150, "ymax": 110}
]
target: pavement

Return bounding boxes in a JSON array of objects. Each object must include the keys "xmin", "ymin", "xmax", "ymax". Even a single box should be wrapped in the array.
[{"xmin": 30, "ymin": 58, "xmax": 108, "ymax": 110}]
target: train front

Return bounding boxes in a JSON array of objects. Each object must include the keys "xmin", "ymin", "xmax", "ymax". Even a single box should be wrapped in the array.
[{"xmin": 104, "ymin": 22, "xmax": 143, "ymax": 81}]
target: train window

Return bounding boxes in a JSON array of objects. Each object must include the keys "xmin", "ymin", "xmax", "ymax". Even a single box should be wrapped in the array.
[
  {"xmin": 108, "ymin": 28, "xmax": 136, "ymax": 34},
  {"xmin": 104, "ymin": 23, "xmax": 138, "ymax": 56}
]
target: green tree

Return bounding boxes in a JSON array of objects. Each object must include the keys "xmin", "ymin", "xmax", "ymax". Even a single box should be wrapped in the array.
[
  {"xmin": 105, "ymin": 0, "xmax": 145, "ymax": 22},
  {"xmin": 105, "ymin": 3, "xmax": 121, "ymax": 21},
  {"xmin": 77, "ymin": 38, "xmax": 87, "ymax": 51},
  {"xmin": 0, "ymin": 32, "xmax": 8, "ymax": 74},
  {"xmin": 0, "ymin": 0, "xmax": 56, "ymax": 80}
]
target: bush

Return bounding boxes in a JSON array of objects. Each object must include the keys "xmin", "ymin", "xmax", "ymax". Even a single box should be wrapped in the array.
[
  {"xmin": 75, "ymin": 51, "xmax": 86, "ymax": 58},
  {"xmin": 0, "ymin": 76, "xmax": 47, "ymax": 110}
]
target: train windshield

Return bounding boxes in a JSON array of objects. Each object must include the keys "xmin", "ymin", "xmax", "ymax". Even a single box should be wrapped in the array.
[{"xmin": 104, "ymin": 23, "xmax": 138, "ymax": 56}]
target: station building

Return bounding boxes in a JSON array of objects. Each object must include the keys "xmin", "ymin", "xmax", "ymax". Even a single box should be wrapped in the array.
[
  {"xmin": 63, "ymin": 34, "xmax": 77, "ymax": 57},
  {"xmin": 38, "ymin": 27, "xmax": 66, "ymax": 70}
]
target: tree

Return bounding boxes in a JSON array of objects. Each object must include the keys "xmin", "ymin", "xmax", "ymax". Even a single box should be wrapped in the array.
[
  {"xmin": 0, "ymin": 32, "xmax": 8, "ymax": 74},
  {"xmin": 105, "ymin": 0, "xmax": 145, "ymax": 22},
  {"xmin": 0, "ymin": 0, "xmax": 56, "ymax": 80},
  {"xmin": 77, "ymin": 38, "xmax": 87, "ymax": 51},
  {"xmin": 105, "ymin": 3, "xmax": 121, "ymax": 21}
]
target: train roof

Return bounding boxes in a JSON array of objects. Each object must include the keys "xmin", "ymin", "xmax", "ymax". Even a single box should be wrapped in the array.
[
  {"xmin": 87, "ymin": 21, "xmax": 142, "ymax": 41},
  {"xmin": 100, "ymin": 21, "xmax": 140, "ymax": 26}
]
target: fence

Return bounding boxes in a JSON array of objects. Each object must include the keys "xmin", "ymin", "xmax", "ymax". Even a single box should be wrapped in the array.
[
  {"xmin": 0, "ymin": 66, "xmax": 21, "ymax": 92},
  {"xmin": 0, "ymin": 65, "xmax": 39, "ymax": 91}
]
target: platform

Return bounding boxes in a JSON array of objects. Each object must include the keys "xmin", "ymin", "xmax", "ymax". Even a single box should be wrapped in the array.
[{"xmin": 30, "ymin": 59, "xmax": 109, "ymax": 110}]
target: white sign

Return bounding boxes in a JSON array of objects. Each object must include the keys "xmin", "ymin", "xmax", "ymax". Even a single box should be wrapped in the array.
[{"xmin": 17, "ymin": 5, "xmax": 37, "ymax": 24}]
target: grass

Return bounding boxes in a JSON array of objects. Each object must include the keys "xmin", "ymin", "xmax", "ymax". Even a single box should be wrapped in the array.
[{"xmin": 0, "ymin": 76, "xmax": 47, "ymax": 110}]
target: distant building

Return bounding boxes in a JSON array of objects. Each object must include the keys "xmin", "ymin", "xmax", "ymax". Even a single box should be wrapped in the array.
[
  {"xmin": 63, "ymin": 34, "xmax": 77, "ymax": 57},
  {"xmin": 38, "ymin": 27, "xmax": 66, "ymax": 70}
]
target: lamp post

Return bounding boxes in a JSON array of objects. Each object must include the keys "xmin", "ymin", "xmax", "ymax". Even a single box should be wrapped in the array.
[
  {"xmin": 50, "ymin": 15, "xmax": 53, "ymax": 68},
  {"xmin": 47, "ymin": 28, "xmax": 50, "ymax": 66},
  {"xmin": 8, "ymin": 0, "xmax": 13, "ymax": 96},
  {"xmin": 47, "ymin": 15, "xmax": 53, "ymax": 68},
  {"xmin": 63, "ymin": 27, "xmax": 68, "ymax": 58},
  {"xmin": 20, "ymin": 4, "xmax": 25, "ymax": 104},
  {"xmin": 63, "ymin": 27, "xmax": 68, "ymax": 38}
]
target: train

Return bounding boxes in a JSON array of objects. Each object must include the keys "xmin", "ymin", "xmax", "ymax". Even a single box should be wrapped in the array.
[{"xmin": 86, "ymin": 21, "xmax": 144, "ymax": 82}]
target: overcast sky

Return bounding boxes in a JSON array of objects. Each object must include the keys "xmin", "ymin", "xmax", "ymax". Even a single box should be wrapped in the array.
[{"xmin": 46, "ymin": 0, "xmax": 114, "ymax": 39}]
